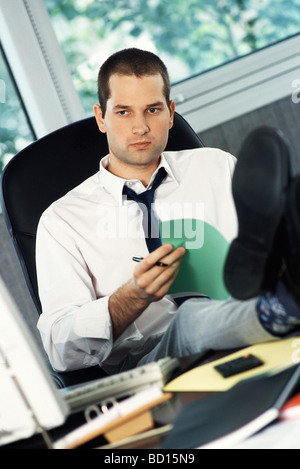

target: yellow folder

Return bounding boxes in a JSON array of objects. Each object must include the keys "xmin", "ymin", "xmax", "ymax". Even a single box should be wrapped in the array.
[{"xmin": 164, "ymin": 338, "xmax": 300, "ymax": 393}]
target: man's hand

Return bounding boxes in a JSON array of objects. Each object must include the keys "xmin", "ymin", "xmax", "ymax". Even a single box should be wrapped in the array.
[
  {"xmin": 131, "ymin": 244, "xmax": 186, "ymax": 302},
  {"xmin": 108, "ymin": 244, "xmax": 185, "ymax": 340}
]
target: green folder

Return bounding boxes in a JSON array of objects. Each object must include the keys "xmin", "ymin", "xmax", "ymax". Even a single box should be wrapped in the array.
[{"xmin": 159, "ymin": 219, "xmax": 231, "ymax": 300}]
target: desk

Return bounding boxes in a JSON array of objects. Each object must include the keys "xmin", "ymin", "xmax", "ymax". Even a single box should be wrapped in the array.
[
  {"xmin": 87, "ymin": 350, "xmax": 239, "ymax": 449},
  {"xmin": 5, "ymin": 348, "xmax": 299, "ymax": 450},
  {"xmin": 1, "ymin": 350, "xmax": 225, "ymax": 450},
  {"xmin": 96, "ymin": 392, "xmax": 213, "ymax": 450},
  {"xmin": 99, "ymin": 350, "xmax": 300, "ymax": 450}
]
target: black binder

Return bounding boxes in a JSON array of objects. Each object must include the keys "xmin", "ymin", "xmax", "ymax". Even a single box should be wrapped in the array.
[{"xmin": 162, "ymin": 364, "xmax": 300, "ymax": 449}]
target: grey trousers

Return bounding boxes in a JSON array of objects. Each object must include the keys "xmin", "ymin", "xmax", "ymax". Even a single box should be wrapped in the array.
[{"xmin": 120, "ymin": 297, "xmax": 277, "ymax": 371}]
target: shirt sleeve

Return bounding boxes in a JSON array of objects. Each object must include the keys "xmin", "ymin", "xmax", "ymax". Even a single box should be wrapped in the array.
[{"xmin": 36, "ymin": 206, "xmax": 139, "ymax": 372}]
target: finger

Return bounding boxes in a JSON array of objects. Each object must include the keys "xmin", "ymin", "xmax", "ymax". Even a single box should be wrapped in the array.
[
  {"xmin": 134, "ymin": 244, "xmax": 174, "ymax": 275},
  {"xmin": 134, "ymin": 245, "xmax": 185, "ymax": 283},
  {"xmin": 136, "ymin": 253, "xmax": 184, "ymax": 295},
  {"xmin": 143, "ymin": 261, "xmax": 182, "ymax": 300},
  {"xmin": 159, "ymin": 245, "xmax": 186, "ymax": 266}
]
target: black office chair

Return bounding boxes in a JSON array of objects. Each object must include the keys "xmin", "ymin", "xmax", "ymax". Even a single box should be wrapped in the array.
[{"xmin": 0, "ymin": 112, "xmax": 204, "ymax": 387}]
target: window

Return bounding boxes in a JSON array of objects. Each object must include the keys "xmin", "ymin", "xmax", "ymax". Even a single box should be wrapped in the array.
[
  {"xmin": 45, "ymin": 0, "xmax": 300, "ymax": 115},
  {"xmin": 0, "ymin": 0, "xmax": 299, "ymax": 148},
  {"xmin": 0, "ymin": 43, "xmax": 35, "ymax": 174}
]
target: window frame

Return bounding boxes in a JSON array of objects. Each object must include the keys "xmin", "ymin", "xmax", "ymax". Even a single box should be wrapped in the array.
[
  {"xmin": 0, "ymin": 0, "xmax": 85, "ymax": 139},
  {"xmin": 0, "ymin": 0, "xmax": 299, "ymax": 137},
  {"xmin": 173, "ymin": 34, "xmax": 300, "ymax": 133}
]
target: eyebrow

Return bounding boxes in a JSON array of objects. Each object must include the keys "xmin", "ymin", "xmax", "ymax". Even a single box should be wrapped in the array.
[
  {"xmin": 113, "ymin": 105, "xmax": 131, "ymax": 111},
  {"xmin": 112, "ymin": 101, "xmax": 165, "ymax": 111},
  {"xmin": 146, "ymin": 101, "xmax": 165, "ymax": 108}
]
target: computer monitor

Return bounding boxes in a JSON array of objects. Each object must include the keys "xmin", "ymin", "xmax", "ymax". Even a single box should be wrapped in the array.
[{"xmin": 0, "ymin": 276, "xmax": 68, "ymax": 447}]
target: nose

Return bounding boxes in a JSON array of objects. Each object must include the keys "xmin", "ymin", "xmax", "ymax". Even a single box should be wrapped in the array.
[{"xmin": 132, "ymin": 114, "xmax": 150, "ymax": 135}]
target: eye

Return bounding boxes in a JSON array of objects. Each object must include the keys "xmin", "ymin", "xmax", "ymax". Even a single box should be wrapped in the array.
[
  {"xmin": 118, "ymin": 110, "xmax": 128, "ymax": 116},
  {"xmin": 148, "ymin": 108, "xmax": 159, "ymax": 114}
]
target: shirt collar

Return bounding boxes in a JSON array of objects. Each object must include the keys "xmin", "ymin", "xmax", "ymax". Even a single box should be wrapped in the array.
[{"xmin": 98, "ymin": 153, "xmax": 179, "ymax": 205}]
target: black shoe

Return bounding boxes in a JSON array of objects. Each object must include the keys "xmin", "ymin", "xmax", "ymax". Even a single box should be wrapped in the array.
[
  {"xmin": 224, "ymin": 126, "xmax": 291, "ymax": 300},
  {"xmin": 283, "ymin": 175, "xmax": 300, "ymax": 305}
]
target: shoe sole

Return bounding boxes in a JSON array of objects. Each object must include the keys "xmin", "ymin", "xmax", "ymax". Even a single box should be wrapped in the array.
[
  {"xmin": 283, "ymin": 176, "xmax": 300, "ymax": 303},
  {"xmin": 224, "ymin": 126, "xmax": 291, "ymax": 300}
]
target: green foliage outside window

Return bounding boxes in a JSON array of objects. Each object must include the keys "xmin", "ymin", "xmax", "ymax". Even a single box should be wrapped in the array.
[
  {"xmin": 45, "ymin": 0, "xmax": 300, "ymax": 113},
  {"xmin": 0, "ymin": 48, "xmax": 34, "ymax": 174}
]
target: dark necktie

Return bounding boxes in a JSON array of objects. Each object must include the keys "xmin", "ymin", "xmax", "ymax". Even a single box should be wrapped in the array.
[{"xmin": 123, "ymin": 167, "xmax": 167, "ymax": 252}]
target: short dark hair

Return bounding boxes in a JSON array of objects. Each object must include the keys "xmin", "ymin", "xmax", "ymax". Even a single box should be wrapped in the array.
[{"xmin": 97, "ymin": 48, "xmax": 171, "ymax": 117}]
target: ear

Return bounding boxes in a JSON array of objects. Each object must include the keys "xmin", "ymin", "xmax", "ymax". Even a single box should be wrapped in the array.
[
  {"xmin": 169, "ymin": 100, "xmax": 175, "ymax": 130},
  {"xmin": 93, "ymin": 104, "xmax": 106, "ymax": 133}
]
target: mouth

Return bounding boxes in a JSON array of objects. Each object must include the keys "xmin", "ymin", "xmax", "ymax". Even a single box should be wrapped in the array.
[{"xmin": 130, "ymin": 141, "xmax": 152, "ymax": 150}]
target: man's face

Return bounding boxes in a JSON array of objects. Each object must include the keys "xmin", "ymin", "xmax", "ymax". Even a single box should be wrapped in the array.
[{"xmin": 94, "ymin": 73, "xmax": 175, "ymax": 176}]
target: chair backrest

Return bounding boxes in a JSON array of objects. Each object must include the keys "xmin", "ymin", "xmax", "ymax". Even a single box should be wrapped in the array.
[{"xmin": 0, "ymin": 112, "xmax": 203, "ymax": 314}]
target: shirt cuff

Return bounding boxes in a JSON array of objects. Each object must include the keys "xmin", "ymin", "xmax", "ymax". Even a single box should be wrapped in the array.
[{"xmin": 73, "ymin": 295, "xmax": 143, "ymax": 344}]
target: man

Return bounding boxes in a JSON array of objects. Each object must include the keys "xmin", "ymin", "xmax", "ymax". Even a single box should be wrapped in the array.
[{"xmin": 36, "ymin": 48, "xmax": 300, "ymax": 374}]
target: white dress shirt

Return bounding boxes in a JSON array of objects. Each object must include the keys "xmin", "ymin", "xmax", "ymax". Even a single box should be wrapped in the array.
[{"xmin": 36, "ymin": 148, "xmax": 238, "ymax": 372}]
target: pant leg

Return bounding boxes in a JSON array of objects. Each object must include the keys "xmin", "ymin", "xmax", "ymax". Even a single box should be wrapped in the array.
[{"xmin": 120, "ymin": 297, "xmax": 277, "ymax": 371}]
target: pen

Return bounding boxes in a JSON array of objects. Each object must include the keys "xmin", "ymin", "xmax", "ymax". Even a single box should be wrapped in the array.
[{"xmin": 132, "ymin": 256, "xmax": 168, "ymax": 267}]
